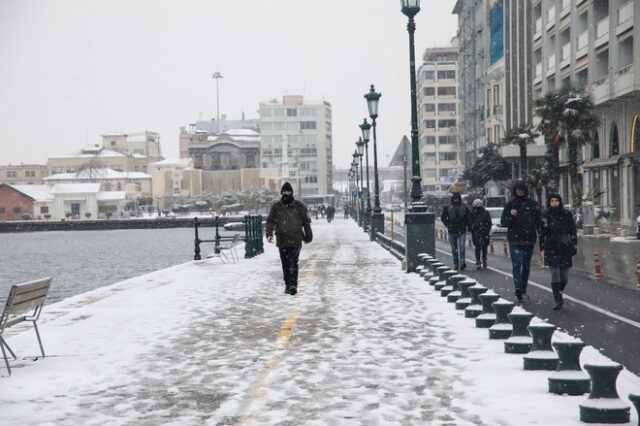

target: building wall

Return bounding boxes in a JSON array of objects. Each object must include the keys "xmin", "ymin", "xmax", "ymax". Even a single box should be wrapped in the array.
[
  {"xmin": 0, "ymin": 164, "xmax": 48, "ymax": 185},
  {"xmin": 48, "ymin": 154, "xmax": 136, "ymax": 175},
  {"xmin": 0, "ymin": 185, "xmax": 34, "ymax": 220},
  {"xmin": 259, "ymin": 96, "xmax": 333, "ymax": 195},
  {"xmin": 201, "ymin": 168, "xmax": 282, "ymax": 195}
]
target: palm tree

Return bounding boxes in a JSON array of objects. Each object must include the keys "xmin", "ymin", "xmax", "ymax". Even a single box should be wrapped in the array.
[
  {"xmin": 561, "ymin": 87, "xmax": 598, "ymax": 187},
  {"xmin": 501, "ymin": 126, "xmax": 539, "ymax": 178},
  {"xmin": 534, "ymin": 90, "xmax": 565, "ymax": 190}
]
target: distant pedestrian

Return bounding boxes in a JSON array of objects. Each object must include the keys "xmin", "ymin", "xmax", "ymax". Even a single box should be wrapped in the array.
[
  {"xmin": 469, "ymin": 199, "xmax": 492, "ymax": 270},
  {"xmin": 441, "ymin": 192, "xmax": 470, "ymax": 271},
  {"xmin": 266, "ymin": 182, "xmax": 313, "ymax": 296},
  {"xmin": 500, "ymin": 179, "xmax": 543, "ymax": 304},
  {"xmin": 326, "ymin": 205, "xmax": 335, "ymax": 223},
  {"xmin": 344, "ymin": 204, "xmax": 350, "ymax": 219},
  {"xmin": 319, "ymin": 204, "xmax": 326, "ymax": 218},
  {"xmin": 540, "ymin": 193, "xmax": 577, "ymax": 310}
]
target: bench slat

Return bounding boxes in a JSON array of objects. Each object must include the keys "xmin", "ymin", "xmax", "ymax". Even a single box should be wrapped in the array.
[
  {"xmin": 9, "ymin": 287, "xmax": 49, "ymax": 306},
  {"xmin": 7, "ymin": 296, "xmax": 46, "ymax": 316},
  {"xmin": 11, "ymin": 278, "xmax": 51, "ymax": 295}
]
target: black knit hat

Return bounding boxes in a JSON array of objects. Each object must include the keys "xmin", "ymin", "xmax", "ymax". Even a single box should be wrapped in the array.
[{"xmin": 281, "ymin": 182, "xmax": 294, "ymax": 193}]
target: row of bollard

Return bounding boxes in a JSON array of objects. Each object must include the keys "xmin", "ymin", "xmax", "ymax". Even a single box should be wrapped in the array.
[{"xmin": 415, "ymin": 253, "xmax": 638, "ymax": 424}]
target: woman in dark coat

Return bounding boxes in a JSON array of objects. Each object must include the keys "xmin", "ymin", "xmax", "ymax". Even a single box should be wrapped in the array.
[
  {"xmin": 540, "ymin": 193, "xmax": 577, "ymax": 310},
  {"xmin": 468, "ymin": 199, "xmax": 493, "ymax": 270}
]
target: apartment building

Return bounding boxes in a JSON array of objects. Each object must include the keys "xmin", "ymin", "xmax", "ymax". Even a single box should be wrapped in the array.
[
  {"xmin": 532, "ymin": 0, "xmax": 640, "ymax": 226},
  {"xmin": 258, "ymin": 95, "xmax": 333, "ymax": 195},
  {"xmin": 417, "ymin": 43, "xmax": 462, "ymax": 192},
  {"xmin": 0, "ymin": 164, "xmax": 48, "ymax": 185},
  {"xmin": 101, "ymin": 131, "xmax": 162, "ymax": 158}
]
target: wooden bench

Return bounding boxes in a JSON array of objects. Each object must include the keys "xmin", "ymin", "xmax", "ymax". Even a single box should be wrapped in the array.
[
  {"xmin": 0, "ymin": 277, "xmax": 52, "ymax": 376},
  {"xmin": 207, "ymin": 232, "xmax": 242, "ymax": 263}
]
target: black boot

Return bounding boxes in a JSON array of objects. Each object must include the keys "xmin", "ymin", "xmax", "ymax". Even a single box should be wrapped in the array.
[{"xmin": 551, "ymin": 282, "xmax": 563, "ymax": 310}]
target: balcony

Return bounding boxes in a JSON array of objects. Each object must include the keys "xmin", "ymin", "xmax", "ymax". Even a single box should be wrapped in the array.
[
  {"xmin": 591, "ymin": 76, "xmax": 610, "ymax": 105},
  {"xmin": 534, "ymin": 18, "xmax": 542, "ymax": 40},
  {"xmin": 576, "ymin": 31, "xmax": 589, "ymax": 59},
  {"xmin": 534, "ymin": 62, "xmax": 543, "ymax": 84},
  {"xmin": 617, "ymin": 2, "xmax": 634, "ymax": 35},
  {"xmin": 560, "ymin": 43, "xmax": 571, "ymax": 69},
  {"xmin": 546, "ymin": 7, "xmax": 556, "ymax": 31},
  {"xmin": 613, "ymin": 64, "xmax": 635, "ymax": 96},
  {"xmin": 595, "ymin": 18, "xmax": 610, "ymax": 48},
  {"xmin": 560, "ymin": 0, "xmax": 570, "ymax": 18},
  {"xmin": 547, "ymin": 54, "xmax": 556, "ymax": 76}
]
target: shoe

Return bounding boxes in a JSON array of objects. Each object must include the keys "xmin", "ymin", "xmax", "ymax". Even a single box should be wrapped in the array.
[
  {"xmin": 515, "ymin": 289, "xmax": 523, "ymax": 304},
  {"xmin": 288, "ymin": 286, "xmax": 297, "ymax": 296},
  {"xmin": 460, "ymin": 263, "xmax": 467, "ymax": 271},
  {"xmin": 552, "ymin": 301, "xmax": 563, "ymax": 310},
  {"xmin": 476, "ymin": 261, "xmax": 481, "ymax": 270},
  {"xmin": 552, "ymin": 282, "xmax": 563, "ymax": 310},
  {"xmin": 482, "ymin": 259, "xmax": 487, "ymax": 269},
  {"xmin": 284, "ymin": 287, "xmax": 291, "ymax": 295}
]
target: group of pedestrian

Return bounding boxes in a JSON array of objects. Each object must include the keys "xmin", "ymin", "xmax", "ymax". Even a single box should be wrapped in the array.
[{"xmin": 441, "ymin": 179, "xmax": 578, "ymax": 310}]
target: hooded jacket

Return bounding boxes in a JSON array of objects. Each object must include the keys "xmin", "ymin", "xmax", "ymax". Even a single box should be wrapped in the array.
[
  {"xmin": 266, "ymin": 196, "xmax": 313, "ymax": 248},
  {"xmin": 500, "ymin": 182, "xmax": 543, "ymax": 245},
  {"xmin": 441, "ymin": 193, "xmax": 470, "ymax": 235},
  {"xmin": 468, "ymin": 205, "xmax": 492, "ymax": 246},
  {"xmin": 540, "ymin": 194, "xmax": 577, "ymax": 268}
]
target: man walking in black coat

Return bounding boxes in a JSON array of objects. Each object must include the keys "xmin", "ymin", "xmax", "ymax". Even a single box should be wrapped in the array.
[
  {"xmin": 469, "ymin": 199, "xmax": 492, "ymax": 270},
  {"xmin": 441, "ymin": 192, "xmax": 470, "ymax": 270},
  {"xmin": 266, "ymin": 182, "xmax": 313, "ymax": 295},
  {"xmin": 500, "ymin": 179, "xmax": 543, "ymax": 303}
]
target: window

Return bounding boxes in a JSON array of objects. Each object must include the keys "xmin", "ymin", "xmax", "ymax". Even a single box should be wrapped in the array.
[
  {"xmin": 425, "ymin": 169, "xmax": 437, "ymax": 178},
  {"xmin": 438, "ymin": 119, "xmax": 457, "ymax": 128},
  {"xmin": 424, "ymin": 120, "xmax": 436, "ymax": 129},
  {"xmin": 438, "ymin": 103, "xmax": 456, "ymax": 113},
  {"xmin": 439, "ymin": 136, "xmax": 457, "ymax": 144},
  {"xmin": 6, "ymin": 171, "xmax": 16, "ymax": 178},
  {"xmin": 494, "ymin": 125, "xmax": 501, "ymax": 141},
  {"xmin": 424, "ymin": 104, "xmax": 435, "ymax": 112},
  {"xmin": 486, "ymin": 88, "xmax": 492, "ymax": 114},
  {"xmin": 300, "ymin": 121, "xmax": 317, "ymax": 130},
  {"xmin": 423, "ymin": 71, "xmax": 435, "ymax": 80},
  {"xmin": 437, "ymin": 87, "xmax": 456, "ymax": 96},
  {"xmin": 425, "ymin": 153, "xmax": 436, "ymax": 162},
  {"xmin": 424, "ymin": 136, "xmax": 436, "ymax": 144},
  {"xmin": 493, "ymin": 85, "xmax": 500, "ymax": 106},
  {"xmin": 261, "ymin": 108, "xmax": 273, "ymax": 117},
  {"xmin": 273, "ymin": 109, "xmax": 286, "ymax": 117},
  {"xmin": 424, "ymin": 87, "xmax": 435, "ymax": 96},
  {"xmin": 440, "ymin": 152, "xmax": 457, "ymax": 161},
  {"xmin": 13, "ymin": 207, "xmax": 21, "ymax": 214},
  {"xmin": 287, "ymin": 108, "xmax": 297, "ymax": 117},
  {"xmin": 439, "ymin": 168, "xmax": 455, "ymax": 178},
  {"xmin": 487, "ymin": 127, "xmax": 493, "ymax": 143},
  {"xmin": 40, "ymin": 206, "xmax": 49, "ymax": 214},
  {"xmin": 437, "ymin": 70, "xmax": 456, "ymax": 80}
]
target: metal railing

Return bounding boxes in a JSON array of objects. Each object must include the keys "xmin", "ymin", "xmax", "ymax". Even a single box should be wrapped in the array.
[
  {"xmin": 193, "ymin": 215, "xmax": 264, "ymax": 260},
  {"xmin": 375, "ymin": 232, "xmax": 406, "ymax": 261}
]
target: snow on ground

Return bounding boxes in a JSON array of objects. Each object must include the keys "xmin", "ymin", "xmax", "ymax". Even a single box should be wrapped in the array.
[{"xmin": 1, "ymin": 219, "xmax": 639, "ymax": 425}]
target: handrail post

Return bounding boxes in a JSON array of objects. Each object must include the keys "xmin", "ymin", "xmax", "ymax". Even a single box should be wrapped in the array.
[
  {"xmin": 214, "ymin": 216, "xmax": 221, "ymax": 254},
  {"xmin": 194, "ymin": 217, "xmax": 201, "ymax": 260}
]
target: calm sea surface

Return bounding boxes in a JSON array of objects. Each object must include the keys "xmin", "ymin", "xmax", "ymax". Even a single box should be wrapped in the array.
[{"xmin": 0, "ymin": 228, "xmax": 219, "ymax": 305}]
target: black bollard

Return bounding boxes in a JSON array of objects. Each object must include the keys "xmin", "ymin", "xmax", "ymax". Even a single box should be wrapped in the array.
[
  {"xmin": 475, "ymin": 291, "xmax": 500, "ymax": 328},
  {"xmin": 523, "ymin": 323, "xmax": 558, "ymax": 370},
  {"xmin": 441, "ymin": 274, "xmax": 465, "ymax": 298},
  {"xmin": 548, "ymin": 340, "xmax": 590, "ymax": 395},
  {"xmin": 489, "ymin": 300, "xmax": 515, "ymax": 339},
  {"xmin": 436, "ymin": 270, "xmax": 457, "ymax": 291},
  {"xmin": 455, "ymin": 279, "xmax": 476, "ymax": 310},
  {"xmin": 465, "ymin": 285, "xmax": 488, "ymax": 319},
  {"xmin": 629, "ymin": 393, "xmax": 640, "ymax": 426},
  {"xmin": 504, "ymin": 311, "xmax": 534, "ymax": 354},
  {"xmin": 580, "ymin": 363, "xmax": 630, "ymax": 423}
]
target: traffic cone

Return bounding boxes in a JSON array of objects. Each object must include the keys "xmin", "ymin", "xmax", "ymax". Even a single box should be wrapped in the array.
[
  {"xmin": 503, "ymin": 241, "xmax": 508, "ymax": 257},
  {"xmin": 636, "ymin": 261, "xmax": 640, "ymax": 288},
  {"xmin": 593, "ymin": 252, "xmax": 603, "ymax": 280},
  {"xmin": 489, "ymin": 239, "xmax": 495, "ymax": 255},
  {"xmin": 444, "ymin": 229, "xmax": 448, "ymax": 241}
]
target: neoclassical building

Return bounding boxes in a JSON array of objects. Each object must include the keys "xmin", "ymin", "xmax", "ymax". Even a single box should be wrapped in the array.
[{"xmin": 188, "ymin": 129, "xmax": 261, "ymax": 171}]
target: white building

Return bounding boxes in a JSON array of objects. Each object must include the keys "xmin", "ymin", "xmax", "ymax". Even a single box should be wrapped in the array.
[
  {"xmin": 259, "ymin": 95, "xmax": 333, "ymax": 195},
  {"xmin": 149, "ymin": 158, "xmax": 202, "ymax": 199},
  {"xmin": 417, "ymin": 43, "xmax": 462, "ymax": 192},
  {"xmin": 101, "ymin": 131, "xmax": 162, "ymax": 158},
  {"xmin": 43, "ymin": 169, "xmax": 152, "ymax": 198},
  {"xmin": 532, "ymin": 0, "xmax": 640, "ymax": 227}
]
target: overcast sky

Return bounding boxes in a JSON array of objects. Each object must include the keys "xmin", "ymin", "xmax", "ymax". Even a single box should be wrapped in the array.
[{"xmin": 0, "ymin": 0, "xmax": 457, "ymax": 169}]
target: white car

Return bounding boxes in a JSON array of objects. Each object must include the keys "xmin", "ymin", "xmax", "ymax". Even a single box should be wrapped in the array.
[{"xmin": 486, "ymin": 207, "xmax": 508, "ymax": 238}]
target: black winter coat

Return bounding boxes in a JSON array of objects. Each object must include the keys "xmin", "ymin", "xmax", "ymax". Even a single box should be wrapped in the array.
[
  {"xmin": 500, "ymin": 193, "xmax": 543, "ymax": 246},
  {"xmin": 441, "ymin": 203, "xmax": 470, "ymax": 235},
  {"xmin": 266, "ymin": 199, "xmax": 312, "ymax": 248},
  {"xmin": 540, "ymin": 207, "xmax": 577, "ymax": 268},
  {"xmin": 469, "ymin": 207, "xmax": 492, "ymax": 247}
]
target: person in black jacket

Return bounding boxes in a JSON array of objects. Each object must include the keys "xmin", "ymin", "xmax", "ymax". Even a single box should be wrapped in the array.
[
  {"xmin": 469, "ymin": 199, "xmax": 492, "ymax": 270},
  {"xmin": 540, "ymin": 193, "xmax": 577, "ymax": 310},
  {"xmin": 500, "ymin": 180, "xmax": 543, "ymax": 303},
  {"xmin": 441, "ymin": 192, "xmax": 470, "ymax": 270},
  {"xmin": 266, "ymin": 182, "xmax": 313, "ymax": 296}
]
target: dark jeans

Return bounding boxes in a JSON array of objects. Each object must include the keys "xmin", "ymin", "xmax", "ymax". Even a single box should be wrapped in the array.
[
  {"xmin": 449, "ymin": 232, "xmax": 466, "ymax": 268},
  {"xmin": 279, "ymin": 246, "xmax": 301, "ymax": 289},
  {"xmin": 509, "ymin": 243, "xmax": 534, "ymax": 294},
  {"xmin": 474, "ymin": 244, "xmax": 488, "ymax": 263}
]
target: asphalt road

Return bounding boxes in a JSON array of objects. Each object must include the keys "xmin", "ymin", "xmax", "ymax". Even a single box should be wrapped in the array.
[{"xmin": 385, "ymin": 221, "xmax": 640, "ymax": 375}]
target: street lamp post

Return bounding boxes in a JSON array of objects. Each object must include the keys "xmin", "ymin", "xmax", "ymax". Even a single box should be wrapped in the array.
[
  {"xmin": 364, "ymin": 85, "xmax": 385, "ymax": 240},
  {"xmin": 400, "ymin": 0, "xmax": 435, "ymax": 270},
  {"xmin": 351, "ymin": 161, "xmax": 359, "ymax": 224},
  {"xmin": 353, "ymin": 152, "xmax": 363, "ymax": 227},
  {"xmin": 356, "ymin": 137, "xmax": 368, "ymax": 231},
  {"xmin": 212, "ymin": 72, "xmax": 224, "ymax": 130}
]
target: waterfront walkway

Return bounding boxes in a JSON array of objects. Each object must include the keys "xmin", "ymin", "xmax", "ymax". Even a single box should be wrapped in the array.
[{"xmin": 1, "ymin": 219, "xmax": 639, "ymax": 425}]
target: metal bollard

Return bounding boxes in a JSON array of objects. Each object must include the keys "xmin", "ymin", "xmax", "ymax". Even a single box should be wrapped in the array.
[
  {"xmin": 523, "ymin": 323, "xmax": 558, "ymax": 370},
  {"xmin": 579, "ymin": 363, "xmax": 630, "ymax": 423},
  {"xmin": 489, "ymin": 300, "xmax": 515, "ymax": 339},
  {"xmin": 549, "ymin": 340, "xmax": 590, "ymax": 395},
  {"xmin": 465, "ymin": 285, "xmax": 488, "ymax": 318},
  {"xmin": 504, "ymin": 311, "xmax": 534, "ymax": 354},
  {"xmin": 455, "ymin": 278, "xmax": 476, "ymax": 310},
  {"xmin": 475, "ymin": 291, "xmax": 500, "ymax": 328}
]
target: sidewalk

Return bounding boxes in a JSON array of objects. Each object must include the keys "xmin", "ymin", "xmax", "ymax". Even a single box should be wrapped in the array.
[{"xmin": 1, "ymin": 219, "xmax": 639, "ymax": 425}]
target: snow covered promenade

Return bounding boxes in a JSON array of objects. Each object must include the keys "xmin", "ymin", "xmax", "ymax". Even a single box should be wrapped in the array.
[{"xmin": 1, "ymin": 219, "xmax": 639, "ymax": 425}]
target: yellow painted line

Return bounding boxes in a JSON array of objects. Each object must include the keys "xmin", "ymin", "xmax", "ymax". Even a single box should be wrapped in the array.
[{"xmin": 240, "ymin": 254, "xmax": 319, "ymax": 424}]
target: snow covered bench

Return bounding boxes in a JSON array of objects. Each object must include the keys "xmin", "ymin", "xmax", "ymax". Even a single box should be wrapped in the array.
[{"xmin": 0, "ymin": 277, "xmax": 51, "ymax": 376}]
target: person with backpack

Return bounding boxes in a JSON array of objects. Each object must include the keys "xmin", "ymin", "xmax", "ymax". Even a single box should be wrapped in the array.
[
  {"xmin": 441, "ymin": 192, "xmax": 470, "ymax": 271},
  {"xmin": 469, "ymin": 199, "xmax": 492, "ymax": 270},
  {"xmin": 266, "ymin": 182, "xmax": 313, "ymax": 296},
  {"xmin": 540, "ymin": 193, "xmax": 577, "ymax": 310}
]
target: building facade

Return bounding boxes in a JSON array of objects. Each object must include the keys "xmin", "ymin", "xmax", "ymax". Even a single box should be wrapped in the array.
[
  {"xmin": 101, "ymin": 131, "xmax": 162, "ymax": 158},
  {"xmin": 532, "ymin": 0, "xmax": 640, "ymax": 227},
  {"xmin": 48, "ymin": 146, "xmax": 152, "ymax": 175},
  {"xmin": 188, "ymin": 129, "xmax": 261, "ymax": 171},
  {"xmin": 417, "ymin": 43, "xmax": 462, "ymax": 192},
  {"xmin": 179, "ymin": 115, "xmax": 259, "ymax": 159},
  {"xmin": 259, "ymin": 95, "xmax": 333, "ymax": 195},
  {"xmin": 0, "ymin": 164, "xmax": 48, "ymax": 185}
]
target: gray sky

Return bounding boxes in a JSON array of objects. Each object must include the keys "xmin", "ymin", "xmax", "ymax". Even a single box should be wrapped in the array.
[{"xmin": 0, "ymin": 0, "xmax": 457, "ymax": 168}]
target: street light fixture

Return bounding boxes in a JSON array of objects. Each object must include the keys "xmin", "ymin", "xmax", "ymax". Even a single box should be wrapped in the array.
[
  {"xmin": 212, "ymin": 72, "xmax": 224, "ymax": 130},
  {"xmin": 356, "ymin": 136, "xmax": 369, "ymax": 231},
  {"xmin": 364, "ymin": 85, "xmax": 385, "ymax": 240}
]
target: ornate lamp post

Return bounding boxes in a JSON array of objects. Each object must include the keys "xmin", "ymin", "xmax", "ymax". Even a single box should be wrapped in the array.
[
  {"xmin": 353, "ymin": 151, "xmax": 363, "ymax": 227},
  {"xmin": 356, "ymin": 137, "xmax": 368, "ymax": 231},
  {"xmin": 364, "ymin": 85, "xmax": 385, "ymax": 240},
  {"xmin": 350, "ymin": 161, "xmax": 358, "ymax": 223},
  {"xmin": 359, "ymin": 121, "xmax": 373, "ymax": 223},
  {"xmin": 400, "ymin": 0, "xmax": 435, "ymax": 269}
]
